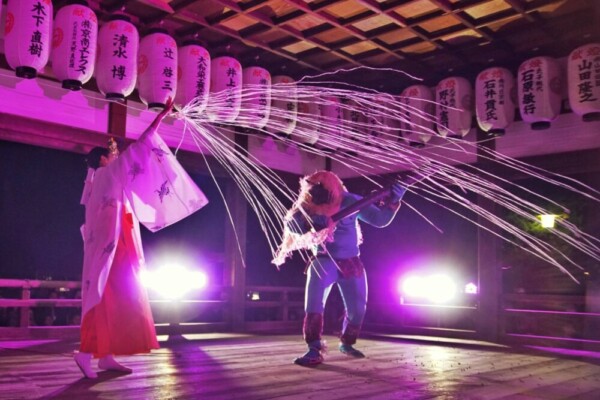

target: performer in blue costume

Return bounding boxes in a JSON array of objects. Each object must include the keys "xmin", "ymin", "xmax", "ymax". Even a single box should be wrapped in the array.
[{"xmin": 284, "ymin": 170, "xmax": 406, "ymax": 366}]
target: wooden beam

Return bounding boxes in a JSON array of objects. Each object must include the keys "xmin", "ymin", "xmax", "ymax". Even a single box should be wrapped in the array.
[
  {"xmin": 0, "ymin": 112, "xmax": 110, "ymax": 154},
  {"xmin": 475, "ymin": 128, "xmax": 501, "ymax": 342},
  {"xmin": 108, "ymin": 101, "xmax": 128, "ymax": 137}
]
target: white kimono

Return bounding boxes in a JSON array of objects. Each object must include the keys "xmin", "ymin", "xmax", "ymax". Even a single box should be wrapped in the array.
[{"xmin": 80, "ymin": 127, "xmax": 208, "ymax": 318}]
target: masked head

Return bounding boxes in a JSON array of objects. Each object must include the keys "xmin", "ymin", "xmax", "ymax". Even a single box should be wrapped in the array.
[{"xmin": 297, "ymin": 170, "xmax": 345, "ymax": 216}]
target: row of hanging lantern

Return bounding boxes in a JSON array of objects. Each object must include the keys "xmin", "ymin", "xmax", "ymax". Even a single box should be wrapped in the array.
[
  {"xmin": 402, "ymin": 45, "xmax": 600, "ymax": 146},
  {"xmin": 3, "ymin": 1, "xmax": 600, "ymax": 147}
]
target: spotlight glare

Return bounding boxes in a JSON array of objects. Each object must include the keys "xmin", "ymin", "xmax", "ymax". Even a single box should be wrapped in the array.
[
  {"xmin": 427, "ymin": 274, "xmax": 456, "ymax": 303},
  {"xmin": 401, "ymin": 276, "xmax": 424, "ymax": 297},
  {"xmin": 400, "ymin": 273, "xmax": 457, "ymax": 304},
  {"xmin": 465, "ymin": 282, "xmax": 478, "ymax": 294},
  {"xmin": 141, "ymin": 264, "xmax": 208, "ymax": 299},
  {"xmin": 539, "ymin": 214, "xmax": 556, "ymax": 228}
]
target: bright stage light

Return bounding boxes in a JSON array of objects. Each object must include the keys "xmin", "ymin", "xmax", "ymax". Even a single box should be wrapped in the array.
[
  {"xmin": 539, "ymin": 214, "xmax": 556, "ymax": 228},
  {"xmin": 141, "ymin": 264, "xmax": 207, "ymax": 299},
  {"xmin": 400, "ymin": 273, "xmax": 457, "ymax": 304},
  {"xmin": 465, "ymin": 282, "xmax": 478, "ymax": 294}
]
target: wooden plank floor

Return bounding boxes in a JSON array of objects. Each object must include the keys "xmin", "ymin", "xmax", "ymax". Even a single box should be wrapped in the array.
[{"xmin": 1, "ymin": 333, "xmax": 600, "ymax": 399}]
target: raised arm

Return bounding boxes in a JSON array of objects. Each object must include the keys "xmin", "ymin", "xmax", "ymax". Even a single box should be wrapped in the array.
[{"xmin": 139, "ymin": 97, "xmax": 175, "ymax": 142}]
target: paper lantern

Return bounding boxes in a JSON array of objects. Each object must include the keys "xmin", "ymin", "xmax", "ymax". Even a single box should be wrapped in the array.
[
  {"xmin": 362, "ymin": 97, "xmax": 387, "ymax": 146},
  {"xmin": 95, "ymin": 14, "xmax": 139, "ymax": 101},
  {"xmin": 137, "ymin": 29, "xmax": 177, "ymax": 110},
  {"xmin": 568, "ymin": 43, "xmax": 600, "ymax": 122},
  {"xmin": 475, "ymin": 67, "xmax": 516, "ymax": 136},
  {"xmin": 342, "ymin": 97, "xmax": 367, "ymax": 143},
  {"xmin": 206, "ymin": 56, "xmax": 242, "ymax": 122},
  {"xmin": 4, "ymin": 0, "xmax": 53, "ymax": 79},
  {"xmin": 400, "ymin": 85, "xmax": 435, "ymax": 147},
  {"xmin": 318, "ymin": 95, "xmax": 345, "ymax": 149},
  {"xmin": 377, "ymin": 94, "xmax": 402, "ymax": 141},
  {"xmin": 436, "ymin": 77, "xmax": 473, "ymax": 138},
  {"xmin": 266, "ymin": 75, "xmax": 298, "ymax": 136},
  {"xmin": 238, "ymin": 66, "xmax": 271, "ymax": 129},
  {"xmin": 175, "ymin": 40, "xmax": 210, "ymax": 111},
  {"xmin": 517, "ymin": 56, "xmax": 562, "ymax": 130},
  {"xmin": 294, "ymin": 98, "xmax": 320, "ymax": 145},
  {"xmin": 51, "ymin": 1, "xmax": 98, "ymax": 91}
]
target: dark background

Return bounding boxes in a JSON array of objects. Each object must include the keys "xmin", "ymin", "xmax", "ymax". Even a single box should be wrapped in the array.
[{"xmin": 2, "ymin": 139, "xmax": 595, "ymax": 305}]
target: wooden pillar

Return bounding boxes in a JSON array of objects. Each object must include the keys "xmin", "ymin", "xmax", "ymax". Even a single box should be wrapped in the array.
[
  {"xmin": 20, "ymin": 286, "xmax": 31, "ymax": 328},
  {"xmin": 476, "ymin": 128, "xmax": 501, "ymax": 342},
  {"xmin": 584, "ymin": 148, "xmax": 600, "ymax": 349},
  {"xmin": 223, "ymin": 132, "xmax": 248, "ymax": 332},
  {"xmin": 107, "ymin": 101, "xmax": 127, "ymax": 138}
]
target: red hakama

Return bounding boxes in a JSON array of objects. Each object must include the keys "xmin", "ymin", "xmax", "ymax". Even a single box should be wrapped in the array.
[{"xmin": 80, "ymin": 211, "xmax": 159, "ymax": 358}]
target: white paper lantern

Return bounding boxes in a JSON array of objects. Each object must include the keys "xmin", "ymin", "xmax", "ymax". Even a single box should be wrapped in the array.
[
  {"xmin": 95, "ymin": 15, "xmax": 139, "ymax": 101},
  {"xmin": 568, "ymin": 43, "xmax": 600, "ymax": 122},
  {"xmin": 378, "ymin": 94, "xmax": 402, "ymax": 141},
  {"xmin": 400, "ymin": 85, "xmax": 435, "ymax": 147},
  {"xmin": 475, "ymin": 67, "xmax": 516, "ymax": 136},
  {"xmin": 517, "ymin": 56, "xmax": 562, "ymax": 130},
  {"xmin": 238, "ymin": 66, "xmax": 271, "ymax": 129},
  {"xmin": 4, "ymin": 0, "xmax": 53, "ymax": 78},
  {"xmin": 137, "ymin": 29, "xmax": 177, "ymax": 110},
  {"xmin": 436, "ymin": 77, "xmax": 473, "ymax": 138},
  {"xmin": 266, "ymin": 75, "xmax": 298, "ymax": 136},
  {"xmin": 362, "ymin": 97, "xmax": 386, "ymax": 146},
  {"xmin": 294, "ymin": 98, "xmax": 320, "ymax": 145},
  {"xmin": 341, "ymin": 97, "xmax": 367, "ymax": 144},
  {"xmin": 318, "ymin": 95, "xmax": 345, "ymax": 150},
  {"xmin": 175, "ymin": 41, "xmax": 210, "ymax": 110},
  {"xmin": 51, "ymin": 2, "xmax": 98, "ymax": 90},
  {"xmin": 206, "ymin": 56, "xmax": 242, "ymax": 122}
]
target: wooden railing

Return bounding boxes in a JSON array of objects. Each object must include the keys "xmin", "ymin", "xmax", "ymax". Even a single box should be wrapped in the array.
[
  {"xmin": 5, "ymin": 278, "xmax": 598, "ymax": 350},
  {"xmin": 364, "ymin": 293, "xmax": 600, "ymax": 351},
  {"xmin": 0, "ymin": 279, "xmax": 304, "ymax": 339}
]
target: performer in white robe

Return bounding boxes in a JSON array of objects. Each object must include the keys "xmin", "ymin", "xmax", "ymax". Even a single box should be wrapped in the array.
[{"xmin": 74, "ymin": 99, "xmax": 208, "ymax": 378}]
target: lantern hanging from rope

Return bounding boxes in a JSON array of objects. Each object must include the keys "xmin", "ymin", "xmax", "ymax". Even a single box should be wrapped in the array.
[
  {"xmin": 567, "ymin": 43, "xmax": 600, "ymax": 122},
  {"xmin": 517, "ymin": 56, "xmax": 562, "ymax": 130},
  {"xmin": 341, "ymin": 96, "xmax": 366, "ymax": 144},
  {"xmin": 238, "ymin": 66, "xmax": 272, "ymax": 129},
  {"xmin": 319, "ymin": 95, "xmax": 345, "ymax": 150},
  {"xmin": 175, "ymin": 40, "xmax": 210, "ymax": 111},
  {"xmin": 206, "ymin": 56, "xmax": 242, "ymax": 122},
  {"xmin": 4, "ymin": 0, "xmax": 53, "ymax": 79},
  {"xmin": 51, "ymin": 1, "xmax": 98, "ymax": 91},
  {"xmin": 137, "ymin": 28, "xmax": 177, "ymax": 111},
  {"xmin": 436, "ymin": 77, "xmax": 473, "ymax": 138},
  {"xmin": 378, "ymin": 94, "xmax": 402, "ymax": 142},
  {"xmin": 475, "ymin": 67, "xmax": 516, "ymax": 136},
  {"xmin": 95, "ymin": 14, "xmax": 139, "ymax": 101},
  {"xmin": 400, "ymin": 85, "xmax": 435, "ymax": 147},
  {"xmin": 266, "ymin": 75, "xmax": 298, "ymax": 136},
  {"xmin": 294, "ymin": 97, "xmax": 320, "ymax": 146}
]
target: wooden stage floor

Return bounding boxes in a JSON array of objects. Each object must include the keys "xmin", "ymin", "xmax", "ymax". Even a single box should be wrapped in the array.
[{"xmin": 1, "ymin": 333, "xmax": 600, "ymax": 400}]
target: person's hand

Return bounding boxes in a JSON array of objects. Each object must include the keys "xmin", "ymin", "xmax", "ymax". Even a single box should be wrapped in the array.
[
  {"xmin": 148, "ymin": 97, "xmax": 175, "ymax": 132},
  {"xmin": 390, "ymin": 182, "xmax": 406, "ymax": 203},
  {"xmin": 158, "ymin": 97, "xmax": 174, "ymax": 120}
]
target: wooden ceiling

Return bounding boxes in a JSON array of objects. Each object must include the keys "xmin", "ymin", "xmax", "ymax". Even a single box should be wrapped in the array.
[{"xmin": 45, "ymin": 0, "xmax": 600, "ymax": 90}]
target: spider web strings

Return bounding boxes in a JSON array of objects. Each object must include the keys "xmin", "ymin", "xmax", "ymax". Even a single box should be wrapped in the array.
[{"xmin": 176, "ymin": 73, "xmax": 600, "ymax": 281}]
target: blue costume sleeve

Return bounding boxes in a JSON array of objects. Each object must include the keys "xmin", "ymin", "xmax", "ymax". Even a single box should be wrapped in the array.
[
  {"xmin": 354, "ymin": 191, "xmax": 403, "ymax": 228},
  {"xmin": 287, "ymin": 212, "xmax": 330, "ymax": 234}
]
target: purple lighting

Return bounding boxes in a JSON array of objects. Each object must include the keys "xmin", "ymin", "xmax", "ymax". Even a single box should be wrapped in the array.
[
  {"xmin": 141, "ymin": 264, "xmax": 208, "ymax": 299},
  {"xmin": 465, "ymin": 282, "xmax": 478, "ymax": 294},
  {"xmin": 399, "ymin": 274, "xmax": 457, "ymax": 304}
]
